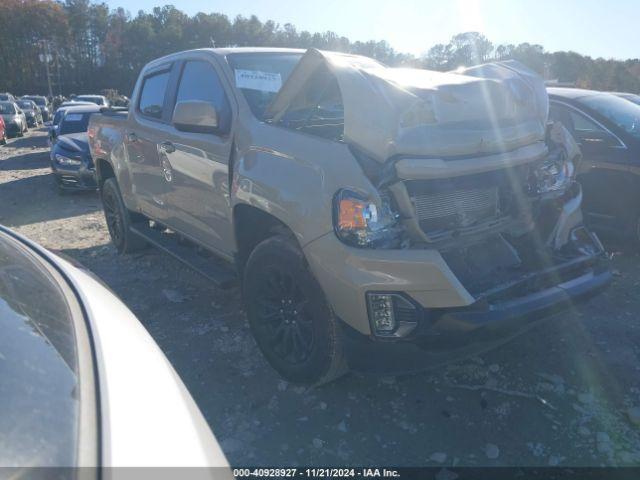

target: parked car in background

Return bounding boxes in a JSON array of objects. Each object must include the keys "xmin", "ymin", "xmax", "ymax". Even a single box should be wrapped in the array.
[
  {"xmin": 548, "ymin": 88, "xmax": 640, "ymax": 245},
  {"xmin": 89, "ymin": 48, "xmax": 609, "ymax": 384},
  {"xmin": 56, "ymin": 100, "xmax": 94, "ymax": 112},
  {"xmin": 49, "ymin": 102, "xmax": 96, "ymax": 143},
  {"xmin": 16, "ymin": 99, "xmax": 43, "ymax": 127},
  {"xmin": 50, "ymin": 104, "xmax": 101, "ymax": 191},
  {"xmin": 22, "ymin": 95, "xmax": 52, "ymax": 122},
  {"xmin": 0, "ymin": 117, "xmax": 6, "ymax": 145},
  {"xmin": 610, "ymin": 92, "xmax": 640, "ymax": 106},
  {"xmin": 75, "ymin": 94, "xmax": 110, "ymax": 107},
  {"xmin": 0, "ymin": 225, "xmax": 231, "ymax": 470},
  {"xmin": 0, "ymin": 92, "xmax": 16, "ymax": 102},
  {"xmin": 0, "ymin": 101, "xmax": 27, "ymax": 137}
]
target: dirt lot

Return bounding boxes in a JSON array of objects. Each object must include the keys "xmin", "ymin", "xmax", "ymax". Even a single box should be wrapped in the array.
[{"xmin": 2, "ymin": 128, "xmax": 640, "ymax": 467}]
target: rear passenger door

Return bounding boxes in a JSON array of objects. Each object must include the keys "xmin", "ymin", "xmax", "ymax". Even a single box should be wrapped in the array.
[
  {"xmin": 128, "ymin": 63, "xmax": 175, "ymax": 223},
  {"xmin": 160, "ymin": 56, "xmax": 235, "ymax": 257}
]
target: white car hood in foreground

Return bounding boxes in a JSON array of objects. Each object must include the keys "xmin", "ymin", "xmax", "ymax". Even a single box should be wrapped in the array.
[{"xmin": 53, "ymin": 253, "xmax": 231, "ymax": 472}]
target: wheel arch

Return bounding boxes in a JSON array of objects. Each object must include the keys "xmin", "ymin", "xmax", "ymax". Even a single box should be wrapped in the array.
[
  {"xmin": 94, "ymin": 157, "xmax": 115, "ymax": 189},
  {"xmin": 232, "ymin": 203, "xmax": 300, "ymax": 272}
]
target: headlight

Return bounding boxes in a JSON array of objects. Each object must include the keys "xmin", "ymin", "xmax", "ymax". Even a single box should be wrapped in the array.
[
  {"xmin": 533, "ymin": 154, "xmax": 574, "ymax": 194},
  {"xmin": 333, "ymin": 189, "xmax": 404, "ymax": 248},
  {"xmin": 55, "ymin": 153, "xmax": 82, "ymax": 166}
]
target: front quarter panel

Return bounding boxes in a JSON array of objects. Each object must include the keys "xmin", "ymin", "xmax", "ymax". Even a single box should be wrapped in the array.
[{"xmin": 233, "ymin": 122, "xmax": 376, "ymax": 247}]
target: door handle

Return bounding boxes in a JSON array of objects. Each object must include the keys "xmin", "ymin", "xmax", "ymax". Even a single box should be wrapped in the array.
[
  {"xmin": 126, "ymin": 131, "xmax": 138, "ymax": 142},
  {"xmin": 159, "ymin": 141, "xmax": 176, "ymax": 154}
]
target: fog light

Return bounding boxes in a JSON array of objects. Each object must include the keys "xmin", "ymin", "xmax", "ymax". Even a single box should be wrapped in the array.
[
  {"xmin": 366, "ymin": 292, "xmax": 420, "ymax": 337},
  {"xmin": 367, "ymin": 293, "xmax": 396, "ymax": 333}
]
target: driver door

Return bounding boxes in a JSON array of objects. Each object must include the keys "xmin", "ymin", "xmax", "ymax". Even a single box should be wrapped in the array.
[{"xmin": 158, "ymin": 57, "xmax": 235, "ymax": 257}]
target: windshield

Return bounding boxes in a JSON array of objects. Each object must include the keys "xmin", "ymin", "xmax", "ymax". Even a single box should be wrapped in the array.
[
  {"xmin": 59, "ymin": 112, "xmax": 92, "ymax": 135},
  {"xmin": 581, "ymin": 94, "xmax": 640, "ymax": 139},
  {"xmin": 0, "ymin": 232, "xmax": 85, "ymax": 466},
  {"xmin": 0, "ymin": 102, "xmax": 15, "ymax": 114},
  {"xmin": 0, "ymin": 94, "xmax": 10, "ymax": 101},
  {"xmin": 227, "ymin": 52, "xmax": 303, "ymax": 119},
  {"xmin": 17, "ymin": 101, "xmax": 33, "ymax": 110}
]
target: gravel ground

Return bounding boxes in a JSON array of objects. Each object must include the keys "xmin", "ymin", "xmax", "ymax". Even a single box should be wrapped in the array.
[{"xmin": 2, "ymin": 128, "xmax": 640, "ymax": 467}]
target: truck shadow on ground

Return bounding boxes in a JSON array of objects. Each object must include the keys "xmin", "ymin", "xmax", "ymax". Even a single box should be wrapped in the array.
[
  {"xmin": 0, "ymin": 150, "xmax": 50, "ymax": 171},
  {"xmin": 2, "ymin": 128, "xmax": 50, "ymax": 150},
  {"xmin": 0, "ymin": 171, "xmax": 100, "ymax": 227}
]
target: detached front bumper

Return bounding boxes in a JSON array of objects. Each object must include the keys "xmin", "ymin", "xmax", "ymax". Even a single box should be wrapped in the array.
[{"xmin": 342, "ymin": 257, "xmax": 609, "ymax": 373}]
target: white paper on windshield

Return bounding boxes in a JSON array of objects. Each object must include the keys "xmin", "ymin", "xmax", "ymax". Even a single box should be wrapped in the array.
[
  {"xmin": 235, "ymin": 69, "xmax": 282, "ymax": 93},
  {"xmin": 65, "ymin": 113, "xmax": 83, "ymax": 121}
]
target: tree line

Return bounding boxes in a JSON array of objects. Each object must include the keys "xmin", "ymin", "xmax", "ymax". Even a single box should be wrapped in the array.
[{"xmin": 1, "ymin": 0, "xmax": 638, "ymax": 97}]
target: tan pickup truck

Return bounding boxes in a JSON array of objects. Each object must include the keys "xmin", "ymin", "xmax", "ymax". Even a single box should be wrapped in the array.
[{"xmin": 88, "ymin": 47, "xmax": 610, "ymax": 384}]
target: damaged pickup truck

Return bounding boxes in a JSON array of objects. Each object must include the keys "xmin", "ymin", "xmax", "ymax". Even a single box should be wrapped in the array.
[{"xmin": 88, "ymin": 48, "xmax": 611, "ymax": 384}]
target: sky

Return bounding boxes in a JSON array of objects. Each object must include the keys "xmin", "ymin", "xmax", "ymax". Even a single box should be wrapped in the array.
[{"xmin": 102, "ymin": 0, "xmax": 639, "ymax": 60}]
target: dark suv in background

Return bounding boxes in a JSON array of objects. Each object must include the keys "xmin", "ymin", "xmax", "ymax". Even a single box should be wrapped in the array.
[{"xmin": 548, "ymin": 88, "xmax": 640, "ymax": 246}]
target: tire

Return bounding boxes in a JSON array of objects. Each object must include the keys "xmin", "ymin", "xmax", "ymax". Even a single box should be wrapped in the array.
[
  {"xmin": 243, "ymin": 235, "xmax": 348, "ymax": 385},
  {"xmin": 101, "ymin": 177, "xmax": 147, "ymax": 254}
]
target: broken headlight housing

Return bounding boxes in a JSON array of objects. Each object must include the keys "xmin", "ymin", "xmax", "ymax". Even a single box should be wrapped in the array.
[
  {"xmin": 533, "ymin": 153, "xmax": 575, "ymax": 194},
  {"xmin": 333, "ymin": 189, "xmax": 404, "ymax": 248}
]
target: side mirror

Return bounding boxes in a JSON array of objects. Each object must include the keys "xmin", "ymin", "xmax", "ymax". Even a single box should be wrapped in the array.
[{"xmin": 172, "ymin": 100, "xmax": 219, "ymax": 134}]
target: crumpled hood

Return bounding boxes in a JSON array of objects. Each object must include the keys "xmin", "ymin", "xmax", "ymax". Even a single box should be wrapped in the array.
[
  {"xmin": 56, "ymin": 132, "xmax": 90, "ymax": 154},
  {"xmin": 267, "ymin": 49, "xmax": 548, "ymax": 162}
]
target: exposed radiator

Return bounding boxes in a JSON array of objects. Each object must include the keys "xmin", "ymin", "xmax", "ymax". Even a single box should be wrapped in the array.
[{"xmin": 411, "ymin": 186, "xmax": 500, "ymax": 234}]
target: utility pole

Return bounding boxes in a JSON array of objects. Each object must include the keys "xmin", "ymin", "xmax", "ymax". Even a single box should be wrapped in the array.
[
  {"xmin": 39, "ymin": 41, "xmax": 53, "ymax": 98},
  {"xmin": 55, "ymin": 51, "xmax": 62, "ymax": 96}
]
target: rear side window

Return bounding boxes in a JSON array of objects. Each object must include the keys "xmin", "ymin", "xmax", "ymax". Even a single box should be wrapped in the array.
[
  {"xmin": 138, "ymin": 70, "xmax": 171, "ymax": 119},
  {"xmin": 175, "ymin": 60, "xmax": 232, "ymax": 134}
]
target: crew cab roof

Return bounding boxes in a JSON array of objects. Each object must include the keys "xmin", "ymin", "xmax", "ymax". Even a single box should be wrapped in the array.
[{"xmin": 144, "ymin": 47, "xmax": 306, "ymax": 70}]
